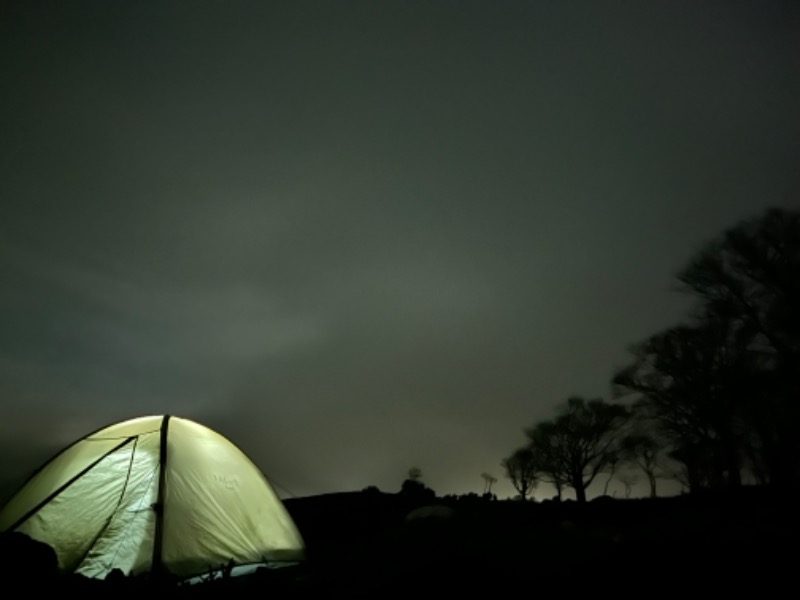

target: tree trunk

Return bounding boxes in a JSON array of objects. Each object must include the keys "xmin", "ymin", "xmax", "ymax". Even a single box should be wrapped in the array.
[
  {"xmin": 646, "ymin": 471, "xmax": 657, "ymax": 497},
  {"xmin": 573, "ymin": 476, "xmax": 587, "ymax": 503},
  {"xmin": 723, "ymin": 436, "xmax": 742, "ymax": 488},
  {"xmin": 603, "ymin": 464, "xmax": 616, "ymax": 496}
]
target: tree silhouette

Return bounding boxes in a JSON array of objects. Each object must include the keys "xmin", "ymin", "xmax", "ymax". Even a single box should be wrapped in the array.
[
  {"xmin": 400, "ymin": 467, "xmax": 435, "ymax": 503},
  {"xmin": 679, "ymin": 208, "xmax": 800, "ymax": 368},
  {"xmin": 667, "ymin": 440, "xmax": 719, "ymax": 493},
  {"xmin": 616, "ymin": 471, "xmax": 639, "ymax": 499},
  {"xmin": 407, "ymin": 467, "xmax": 422, "ymax": 482},
  {"xmin": 501, "ymin": 448, "xmax": 539, "ymax": 501},
  {"xmin": 480, "ymin": 472, "xmax": 497, "ymax": 495},
  {"xmin": 602, "ymin": 452, "xmax": 619, "ymax": 496},
  {"xmin": 619, "ymin": 432, "xmax": 667, "ymax": 497},
  {"xmin": 612, "ymin": 316, "xmax": 750, "ymax": 490},
  {"xmin": 678, "ymin": 207, "xmax": 800, "ymax": 487},
  {"xmin": 614, "ymin": 208, "xmax": 800, "ymax": 490},
  {"xmin": 526, "ymin": 397, "xmax": 630, "ymax": 503}
]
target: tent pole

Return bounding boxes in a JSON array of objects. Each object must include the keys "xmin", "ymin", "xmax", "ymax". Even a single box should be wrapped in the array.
[
  {"xmin": 4, "ymin": 436, "xmax": 137, "ymax": 532},
  {"xmin": 151, "ymin": 414, "xmax": 171, "ymax": 578}
]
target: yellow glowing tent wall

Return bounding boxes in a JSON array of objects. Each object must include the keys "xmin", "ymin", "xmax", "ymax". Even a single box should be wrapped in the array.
[{"xmin": 0, "ymin": 415, "xmax": 305, "ymax": 579}]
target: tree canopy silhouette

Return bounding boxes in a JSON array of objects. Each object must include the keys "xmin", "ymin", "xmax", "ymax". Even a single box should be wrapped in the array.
[
  {"xmin": 618, "ymin": 431, "xmax": 667, "ymax": 498},
  {"xmin": 525, "ymin": 397, "xmax": 630, "ymax": 503},
  {"xmin": 501, "ymin": 448, "xmax": 539, "ymax": 501},
  {"xmin": 614, "ymin": 208, "xmax": 800, "ymax": 491}
]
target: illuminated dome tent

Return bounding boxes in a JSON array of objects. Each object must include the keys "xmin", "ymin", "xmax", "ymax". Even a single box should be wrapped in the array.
[{"xmin": 0, "ymin": 415, "xmax": 305, "ymax": 579}]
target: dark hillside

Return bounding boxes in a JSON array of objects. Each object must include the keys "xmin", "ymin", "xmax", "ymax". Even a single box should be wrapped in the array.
[
  {"xmin": 279, "ymin": 485, "xmax": 797, "ymax": 595},
  {"xmin": 2, "ymin": 485, "xmax": 796, "ymax": 596}
]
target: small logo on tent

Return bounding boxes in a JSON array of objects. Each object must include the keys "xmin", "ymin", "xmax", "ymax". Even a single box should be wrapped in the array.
[{"xmin": 213, "ymin": 474, "xmax": 240, "ymax": 491}]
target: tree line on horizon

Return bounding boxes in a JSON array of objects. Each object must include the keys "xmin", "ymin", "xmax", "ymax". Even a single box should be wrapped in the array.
[{"xmin": 502, "ymin": 207, "xmax": 800, "ymax": 502}]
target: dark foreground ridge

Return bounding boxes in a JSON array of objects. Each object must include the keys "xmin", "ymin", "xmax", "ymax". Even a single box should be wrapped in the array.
[{"xmin": 1, "ymin": 485, "xmax": 796, "ymax": 596}]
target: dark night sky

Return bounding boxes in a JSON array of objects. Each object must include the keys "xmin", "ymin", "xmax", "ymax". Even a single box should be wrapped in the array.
[{"xmin": 1, "ymin": 0, "xmax": 798, "ymax": 502}]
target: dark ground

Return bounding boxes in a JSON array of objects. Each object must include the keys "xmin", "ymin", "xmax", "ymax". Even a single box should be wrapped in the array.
[{"xmin": 2, "ymin": 485, "xmax": 797, "ymax": 596}]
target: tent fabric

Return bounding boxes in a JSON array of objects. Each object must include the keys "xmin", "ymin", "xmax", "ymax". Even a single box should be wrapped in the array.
[{"xmin": 0, "ymin": 415, "xmax": 305, "ymax": 579}]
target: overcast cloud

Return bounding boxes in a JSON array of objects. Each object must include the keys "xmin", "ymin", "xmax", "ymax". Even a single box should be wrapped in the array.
[{"xmin": 1, "ymin": 0, "xmax": 798, "ymax": 500}]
